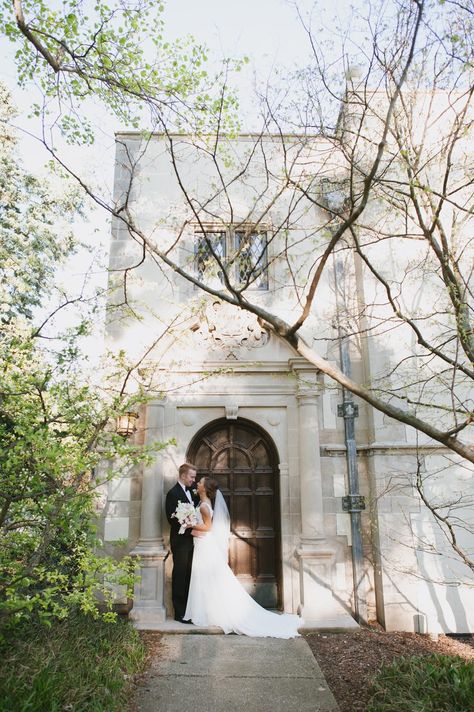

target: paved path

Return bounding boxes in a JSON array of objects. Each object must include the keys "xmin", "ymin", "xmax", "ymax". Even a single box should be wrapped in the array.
[{"xmin": 134, "ymin": 634, "xmax": 339, "ymax": 712}]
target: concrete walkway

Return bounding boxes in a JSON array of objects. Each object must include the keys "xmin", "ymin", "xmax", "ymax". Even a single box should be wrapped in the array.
[{"xmin": 134, "ymin": 634, "xmax": 339, "ymax": 712}]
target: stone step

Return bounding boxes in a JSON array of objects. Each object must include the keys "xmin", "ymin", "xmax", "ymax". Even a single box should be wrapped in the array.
[{"xmin": 133, "ymin": 614, "xmax": 359, "ymax": 633}]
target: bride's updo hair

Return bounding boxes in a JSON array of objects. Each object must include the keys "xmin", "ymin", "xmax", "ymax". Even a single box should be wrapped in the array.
[{"xmin": 202, "ymin": 476, "xmax": 219, "ymax": 503}]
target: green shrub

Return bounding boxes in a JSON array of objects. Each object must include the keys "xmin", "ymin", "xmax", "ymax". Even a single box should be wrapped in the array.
[
  {"xmin": 0, "ymin": 91, "xmax": 163, "ymax": 630},
  {"xmin": 367, "ymin": 653, "xmax": 474, "ymax": 712},
  {"xmin": 0, "ymin": 612, "xmax": 146, "ymax": 712}
]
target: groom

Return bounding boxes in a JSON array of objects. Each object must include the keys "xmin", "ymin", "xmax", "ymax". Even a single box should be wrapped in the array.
[{"xmin": 165, "ymin": 463, "xmax": 198, "ymax": 622}]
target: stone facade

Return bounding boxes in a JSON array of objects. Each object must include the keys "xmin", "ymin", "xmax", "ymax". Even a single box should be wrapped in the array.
[{"xmin": 99, "ymin": 114, "xmax": 474, "ymax": 632}]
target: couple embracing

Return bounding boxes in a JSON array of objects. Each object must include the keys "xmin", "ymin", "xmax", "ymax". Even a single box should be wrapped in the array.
[{"xmin": 165, "ymin": 463, "xmax": 302, "ymax": 638}]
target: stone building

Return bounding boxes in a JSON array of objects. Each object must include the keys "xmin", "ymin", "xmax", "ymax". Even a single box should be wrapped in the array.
[{"xmin": 99, "ymin": 83, "xmax": 474, "ymax": 633}]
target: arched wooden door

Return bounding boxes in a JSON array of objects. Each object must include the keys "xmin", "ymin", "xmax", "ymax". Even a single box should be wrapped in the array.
[{"xmin": 187, "ymin": 419, "xmax": 282, "ymax": 609}]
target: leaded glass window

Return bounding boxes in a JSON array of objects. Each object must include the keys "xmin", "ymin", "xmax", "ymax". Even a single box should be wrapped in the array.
[
  {"xmin": 234, "ymin": 231, "xmax": 268, "ymax": 289},
  {"xmin": 195, "ymin": 228, "xmax": 268, "ymax": 290},
  {"xmin": 196, "ymin": 231, "xmax": 226, "ymax": 282}
]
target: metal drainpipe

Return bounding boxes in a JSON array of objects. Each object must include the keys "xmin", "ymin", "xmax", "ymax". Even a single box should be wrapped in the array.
[{"xmin": 334, "ymin": 257, "xmax": 368, "ymax": 624}]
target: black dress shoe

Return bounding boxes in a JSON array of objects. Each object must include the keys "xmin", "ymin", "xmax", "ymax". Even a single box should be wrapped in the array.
[{"xmin": 181, "ymin": 619, "xmax": 193, "ymax": 624}]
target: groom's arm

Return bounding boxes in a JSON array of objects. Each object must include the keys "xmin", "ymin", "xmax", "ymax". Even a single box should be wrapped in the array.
[{"xmin": 165, "ymin": 488, "xmax": 177, "ymax": 526}]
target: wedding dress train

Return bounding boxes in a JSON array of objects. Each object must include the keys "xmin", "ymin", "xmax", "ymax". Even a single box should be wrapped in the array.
[{"xmin": 184, "ymin": 500, "xmax": 302, "ymax": 638}]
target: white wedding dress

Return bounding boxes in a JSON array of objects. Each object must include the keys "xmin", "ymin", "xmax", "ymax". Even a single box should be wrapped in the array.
[{"xmin": 184, "ymin": 498, "xmax": 302, "ymax": 638}]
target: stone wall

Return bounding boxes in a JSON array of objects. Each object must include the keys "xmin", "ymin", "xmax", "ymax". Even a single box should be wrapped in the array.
[{"xmin": 99, "ymin": 131, "xmax": 474, "ymax": 632}]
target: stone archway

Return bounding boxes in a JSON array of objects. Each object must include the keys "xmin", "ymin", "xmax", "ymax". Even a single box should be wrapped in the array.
[{"xmin": 187, "ymin": 418, "xmax": 282, "ymax": 609}]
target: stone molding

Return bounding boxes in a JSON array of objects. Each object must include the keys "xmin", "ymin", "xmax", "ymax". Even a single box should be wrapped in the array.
[
  {"xmin": 296, "ymin": 391, "xmax": 320, "ymax": 406},
  {"xmin": 320, "ymin": 442, "xmax": 451, "ymax": 456}
]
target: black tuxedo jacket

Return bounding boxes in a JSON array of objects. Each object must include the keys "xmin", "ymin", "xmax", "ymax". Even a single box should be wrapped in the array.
[{"xmin": 165, "ymin": 482, "xmax": 199, "ymax": 546}]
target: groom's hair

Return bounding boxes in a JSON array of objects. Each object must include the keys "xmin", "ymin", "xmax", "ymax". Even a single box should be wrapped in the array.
[{"xmin": 178, "ymin": 463, "xmax": 196, "ymax": 477}]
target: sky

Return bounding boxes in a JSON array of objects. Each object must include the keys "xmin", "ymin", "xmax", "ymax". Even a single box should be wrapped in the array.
[
  {"xmin": 4, "ymin": 0, "xmax": 326, "ymax": 220},
  {"xmin": 4, "ymin": 0, "xmax": 360, "ymax": 159},
  {"xmin": 1, "ymin": 0, "xmax": 359, "ymax": 358},
  {"xmin": 2, "ymin": 0, "xmax": 366, "ymax": 205}
]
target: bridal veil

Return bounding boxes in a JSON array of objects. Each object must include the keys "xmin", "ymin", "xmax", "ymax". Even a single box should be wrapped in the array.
[{"xmin": 211, "ymin": 489, "xmax": 230, "ymax": 559}]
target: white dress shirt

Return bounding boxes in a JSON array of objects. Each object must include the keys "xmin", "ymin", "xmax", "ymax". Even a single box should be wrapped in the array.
[{"xmin": 178, "ymin": 480, "xmax": 193, "ymax": 504}]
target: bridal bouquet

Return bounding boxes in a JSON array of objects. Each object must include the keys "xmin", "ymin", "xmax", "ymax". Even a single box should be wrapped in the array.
[{"xmin": 172, "ymin": 501, "xmax": 197, "ymax": 534}]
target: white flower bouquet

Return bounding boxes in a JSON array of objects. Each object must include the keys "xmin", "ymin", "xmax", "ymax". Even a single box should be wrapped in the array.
[{"xmin": 172, "ymin": 501, "xmax": 197, "ymax": 534}]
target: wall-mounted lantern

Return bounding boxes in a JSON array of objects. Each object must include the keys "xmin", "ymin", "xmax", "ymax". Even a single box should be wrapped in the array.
[{"xmin": 116, "ymin": 411, "xmax": 139, "ymax": 437}]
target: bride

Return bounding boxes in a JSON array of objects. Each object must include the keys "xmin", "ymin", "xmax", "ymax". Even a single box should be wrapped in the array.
[{"xmin": 184, "ymin": 476, "xmax": 302, "ymax": 638}]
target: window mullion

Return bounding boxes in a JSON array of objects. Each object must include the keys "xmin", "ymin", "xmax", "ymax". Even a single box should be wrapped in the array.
[{"xmin": 227, "ymin": 227, "xmax": 235, "ymax": 285}]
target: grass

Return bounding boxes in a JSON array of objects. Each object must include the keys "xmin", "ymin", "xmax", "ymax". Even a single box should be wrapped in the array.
[
  {"xmin": 0, "ymin": 613, "xmax": 146, "ymax": 712},
  {"xmin": 367, "ymin": 653, "xmax": 474, "ymax": 712}
]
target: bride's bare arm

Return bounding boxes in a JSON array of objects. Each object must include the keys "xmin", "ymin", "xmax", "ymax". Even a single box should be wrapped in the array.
[{"xmin": 191, "ymin": 503, "xmax": 212, "ymax": 535}]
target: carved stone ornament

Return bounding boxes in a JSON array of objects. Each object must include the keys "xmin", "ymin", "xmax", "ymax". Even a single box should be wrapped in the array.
[
  {"xmin": 225, "ymin": 405, "xmax": 239, "ymax": 420},
  {"xmin": 267, "ymin": 412, "xmax": 281, "ymax": 427},
  {"xmin": 181, "ymin": 412, "xmax": 196, "ymax": 426},
  {"xmin": 191, "ymin": 300, "xmax": 270, "ymax": 352}
]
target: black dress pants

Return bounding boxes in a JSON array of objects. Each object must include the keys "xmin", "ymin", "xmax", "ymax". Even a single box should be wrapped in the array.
[{"xmin": 171, "ymin": 538, "xmax": 194, "ymax": 620}]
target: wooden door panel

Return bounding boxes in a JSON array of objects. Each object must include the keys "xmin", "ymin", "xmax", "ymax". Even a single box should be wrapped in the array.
[
  {"xmin": 233, "ymin": 495, "xmax": 252, "ymax": 530},
  {"xmin": 256, "ymin": 538, "xmax": 276, "ymax": 575},
  {"xmin": 195, "ymin": 442, "xmax": 211, "ymax": 467},
  {"xmin": 234, "ymin": 425, "xmax": 254, "ymax": 445},
  {"xmin": 252, "ymin": 441, "xmax": 269, "ymax": 465},
  {"xmin": 255, "ymin": 472, "xmax": 273, "ymax": 490},
  {"xmin": 233, "ymin": 472, "xmax": 252, "ymax": 491},
  {"xmin": 212, "ymin": 427, "xmax": 230, "ymax": 448},
  {"xmin": 213, "ymin": 449, "xmax": 230, "ymax": 469},
  {"xmin": 188, "ymin": 419, "xmax": 281, "ymax": 609},
  {"xmin": 256, "ymin": 496, "xmax": 274, "ymax": 530},
  {"xmin": 213, "ymin": 474, "xmax": 231, "ymax": 492},
  {"xmin": 233, "ymin": 538, "xmax": 253, "ymax": 576},
  {"xmin": 233, "ymin": 447, "xmax": 251, "ymax": 468}
]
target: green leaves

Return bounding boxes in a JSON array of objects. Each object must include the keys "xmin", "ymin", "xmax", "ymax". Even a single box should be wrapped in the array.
[
  {"xmin": 1, "ymin": 0, "xmax": 243, "ymax": 143},
  {"xmin": 0, "ymin": 613, "xmax": 146, "ymax": 710},
  {"xmin": 0, "ymin": 88, "xmax": 163, "ymax": 631},
  {"xmin": 0, "ymin": 328, "xmax": 148, "ymax": 628},
  {"xmin": 0, "ymin": 87, "xmax": 80, "ymax": 322},
  {"xmin": 368, "ymin": 654, "xmax": 474, "ymax": 711}
]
